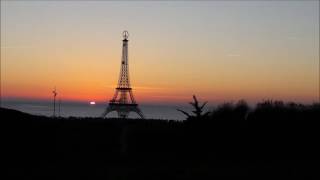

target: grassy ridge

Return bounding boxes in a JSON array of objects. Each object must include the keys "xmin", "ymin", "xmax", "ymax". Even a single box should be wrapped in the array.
[{"xmin": 2, "ymin": 100, "xmax": 319, "ymax": 179}]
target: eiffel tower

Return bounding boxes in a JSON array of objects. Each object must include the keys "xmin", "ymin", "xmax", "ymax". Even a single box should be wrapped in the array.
[{"xmin": 102, "ymin": 31, "xmax": 144, "ymax": 119}]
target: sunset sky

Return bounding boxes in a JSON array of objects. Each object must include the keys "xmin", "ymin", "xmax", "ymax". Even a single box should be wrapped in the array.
[{"xmin": 1, "ymin": 1, "xmax": 319, "ymax": 104}]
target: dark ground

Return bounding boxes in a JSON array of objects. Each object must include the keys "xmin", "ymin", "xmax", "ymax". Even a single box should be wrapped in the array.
[{"xmin": 2, "ymin": 101, "xmax": 319, "ymax": 179}]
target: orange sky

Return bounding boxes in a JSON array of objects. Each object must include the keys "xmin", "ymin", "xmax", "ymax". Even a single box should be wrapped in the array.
[{"xmin": 1, "ymin": 1, "xmax": 319, "ymax": 104}]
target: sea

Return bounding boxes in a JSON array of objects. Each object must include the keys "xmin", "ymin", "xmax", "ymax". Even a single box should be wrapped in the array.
[{"xmin": 1, "ymin": 99, "xmax": 196, "ymax": 120}]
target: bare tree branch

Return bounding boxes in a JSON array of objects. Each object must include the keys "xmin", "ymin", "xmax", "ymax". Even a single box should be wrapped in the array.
[{"xmin": 177, "ymin": 109, "xmax": 191, "ymax": 118}]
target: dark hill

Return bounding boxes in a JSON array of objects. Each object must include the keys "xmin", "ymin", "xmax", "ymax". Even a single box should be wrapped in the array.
[{"xmin": 2, "ymin": 102, "xmax": 319, "ymax": 179}]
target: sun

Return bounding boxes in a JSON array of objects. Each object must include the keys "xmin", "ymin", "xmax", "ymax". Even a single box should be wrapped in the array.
[{"xmin": 89, "ymin": 101, "xmax": 96, "ymax": 105}]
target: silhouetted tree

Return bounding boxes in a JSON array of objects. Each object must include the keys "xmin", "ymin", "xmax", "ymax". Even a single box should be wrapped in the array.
[{"xmin": 177, "ymin": 95, "xmax": 210, "ymax": 121}]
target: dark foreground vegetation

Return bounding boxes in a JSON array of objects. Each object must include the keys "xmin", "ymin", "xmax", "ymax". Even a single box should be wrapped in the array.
[{"xmin": 2, "ymin": 99, "xmax": 320, "ymax": 179}]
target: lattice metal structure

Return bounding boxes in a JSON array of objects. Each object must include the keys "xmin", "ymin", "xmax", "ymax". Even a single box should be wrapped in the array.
[{"xmin": 102, "ymin": 31, "xmax": 144, "ymax": 119}]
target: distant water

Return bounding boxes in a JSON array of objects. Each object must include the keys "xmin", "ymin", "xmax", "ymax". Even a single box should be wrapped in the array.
[{"xmin": 1, "ymin": 100, "xmax": 194, "ymax": 120}]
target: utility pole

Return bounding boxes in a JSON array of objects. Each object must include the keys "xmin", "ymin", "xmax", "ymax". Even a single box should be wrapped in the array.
[
  {"xmin": 52, "ymin": 87, "xmax": 57, "ymax": 117},
  {"xmin": 58, "ymin": 98, "xmax": 61, "ymax": 117}
]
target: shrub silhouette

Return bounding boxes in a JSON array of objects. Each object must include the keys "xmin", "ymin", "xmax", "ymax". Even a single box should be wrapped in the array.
[
  {"xmin": 177, "ymin": 95, "xmax": 210, "ymax": 121},
  {"xmin": 2, "ymin": 99, "xmax": 319, "ymax": 179},
  {"xmin": 208, "ymin": 100, "xmax": 249, "ymax": 127}
]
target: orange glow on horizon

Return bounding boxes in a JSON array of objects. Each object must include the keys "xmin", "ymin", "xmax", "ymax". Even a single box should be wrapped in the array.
[
  {"xmin": 2, "ymin": 82, "xmax": 317, "ymax": 105},
  {"xmin": 1, "ymin": 1, "xmax": 318, "ymax": 104}
]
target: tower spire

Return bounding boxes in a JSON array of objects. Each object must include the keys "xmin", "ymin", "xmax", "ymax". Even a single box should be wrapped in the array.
[{"xmin": 102, "ymin": 31, "xmax": 144, "ymax": 119}]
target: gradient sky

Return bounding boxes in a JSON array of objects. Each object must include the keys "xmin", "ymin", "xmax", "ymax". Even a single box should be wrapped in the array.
[{"xmin": 1, "ymin": 1, "xmax": 319, "ymax": 104}]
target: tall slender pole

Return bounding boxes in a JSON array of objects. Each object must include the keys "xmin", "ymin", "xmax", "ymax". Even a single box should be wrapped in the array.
[
  {"xmin": 58, "ymin": 99, "xmax": 61, "ymax": 117},
  {"xmin": 53, "ymin": 95, "xmax": 56, "ymax": 117},
  {"xmin": 53, "ymin": 88, "xmax": 57, "ymax": 117}
]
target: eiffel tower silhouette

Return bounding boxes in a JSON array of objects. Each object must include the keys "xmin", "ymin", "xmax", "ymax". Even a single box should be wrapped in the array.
[{"xmin": 102, "ymin": 31, "xmax": 144, "ymax": 119}]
